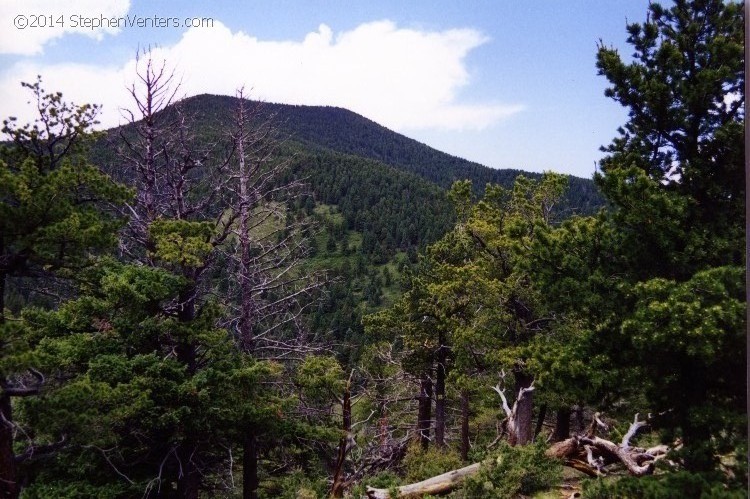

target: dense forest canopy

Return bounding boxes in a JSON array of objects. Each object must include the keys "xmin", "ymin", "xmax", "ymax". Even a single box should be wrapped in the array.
[{"xmin": 0, "ymin": 1, "xmax": 745, "ymax": 498}]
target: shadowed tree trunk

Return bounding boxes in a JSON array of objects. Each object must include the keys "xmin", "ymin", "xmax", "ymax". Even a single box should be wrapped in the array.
[
  {"xmin": 434, "ymin": 332, "xmax": 447, "ymax": 448},
  {"xmin": 235, "ymin": 93, "xmax": 261, "ymax": 499},
  {"xmin": 330, "ymin": 374, "xmax": 353, "ymax": 497},
  {"xmin": 417, "ymin": 375, "xmax": 433, "ymax": 450},
  {"xmin": 243, "ymin": 434, "xmax": 259, "ymax": 499},
  {"xmin": 0, "ymin": 263, "xmax": 18, "ymax": 499},
  {"xmin": 176, "ymin": 286, "xmax": 200, "ymax": 499},
  {"xmin": 534, "ymin": 403, "xmax": 547, "ymax": 441},
  {"xmin": 552, "ymin": 407, "xmax": 571, "ymax": 443},
  {"xmin": 574, "ymin": 405, "xmax": 585, "ymax": 434},
  {"xmin": 510, "ymin": 371, "xmax": 534, "ymax": 446},
  {"xmin": 176, "ymin": 443, "xmax": 200, "ymax": 499},
  {"xmin": 460, "ymin": 390, "xmax": 470, "ymax": 461},
  {"xmin": 0, "ymin": 393, "xmax": 18, "ymax": 499}
]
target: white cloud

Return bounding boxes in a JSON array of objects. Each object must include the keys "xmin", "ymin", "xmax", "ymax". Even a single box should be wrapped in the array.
[
  {"xmin": 0, "ymin": 0, "xmax": 131, "ymax": 55},
  {"xmin": 0, "ymin": 20, "xmax": 523, "ymax": 131}
]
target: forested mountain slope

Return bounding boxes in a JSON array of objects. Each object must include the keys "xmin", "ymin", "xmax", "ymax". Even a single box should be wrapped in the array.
[
  {"xmin": 87, "ymin": 94, "xmax": 605, "ymax": 359},
  {"xmin": 176, "ymin": 94, "xmax": 605, "ymax": 216}
]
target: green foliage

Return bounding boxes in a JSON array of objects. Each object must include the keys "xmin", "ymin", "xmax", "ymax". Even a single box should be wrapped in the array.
[
  {"xmin": 20, "ymin": 478, "xmax": 130, "ymax": 499},
  {"xmin": 0, "ymin": 79, "xmax": 131, "ymax": 498},
  {"xmin": 171, "ymin": 94, "xmax": 604, "ymax": 217},
  {"xmin": 402, "ymin": 444, "xmax": 463, "ymax": 483},
  {"xmin": 0, "ymin": 77, "xmax": 131, "ymax": 283},
  {"xmin": 295, "ymin": 355, "xmax": 345, "ymax": 403},
  {"xmin": 17, "ymin": 259, "xmax": 282, "ymax": 494},
  {"xmin": 462, "ymin": 442, "xmax": 562, "ymax": 499},
  {"xmin": 149, "ymin": 219, "xmax": 214, "ymax": 268},
  {"xmin": 621, "ymin": 266, "xmax": 746, "ymax": 468},
  {"xmin": 351, "ymin": 470, "xmax": 401, "ymax": 498},
  {"xmin": 596, "ymin": 0, "xmax": 744, "ymax": 277},
  {"xmin": 268, "ymin": 470, "xmax": 329, "ymax": 499},
  {"xmin": 4, "ymin": 5, "xmax": 742, "ymax": 491},
  {"xmin": 590, "ymin": 0, "xmax": 746, "ymax": 471},
  {"xmin": 295, "ymin": 149, "xmax": 454, "ymax": 255},
  {"xmin": 582, "ymin": 471, "xmax": 747, "ymax": 499}
]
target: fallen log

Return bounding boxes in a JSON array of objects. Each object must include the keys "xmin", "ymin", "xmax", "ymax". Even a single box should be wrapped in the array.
[
  {"xmin": 365, "ymin": 462, "xmax": 481, "ymax": 499},
  {"xmin": 366, "ymin": 413, "xmax": 666, "ymax": 498},
  {"xmin": 545, "ymin": 414, "xmax": 666, "ymax": 477}
]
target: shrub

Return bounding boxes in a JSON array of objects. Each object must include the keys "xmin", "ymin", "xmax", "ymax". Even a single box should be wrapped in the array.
[
  {"xmin": 402, "ymin": 444, "xmax": 464, "ymax": 483},
  {"xmin": 351, "ymin": 470, "xmax": 401, "ymax": 498},
  {"xmin": 265, "ymin": 470, "xmax": 328, "ymax": 499},
  {"xmin": 462, "ymin": 441, "xmax": 562, "ymax": 499},
  {"xmin": 582, "ymin": 471, "xmax": 747, "ymax": 499}
]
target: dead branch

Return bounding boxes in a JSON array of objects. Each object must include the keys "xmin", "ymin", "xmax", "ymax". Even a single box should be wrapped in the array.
[
  {"xmin": 545, "ymin": 413, "xmax": 663, "ymax": 477},
  {"xmin": 490, "ymin": 376, "xmax": 535, "ymax": 446}
]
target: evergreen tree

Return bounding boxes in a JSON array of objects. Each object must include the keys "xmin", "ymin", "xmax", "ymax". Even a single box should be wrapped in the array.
[
  {"xmin": 596, "ymin": 0, "xmax": 744, "ymax": 278},
  {"xmin": 0, "ymin": 79, "xmax": 130, "ymax": 498},
  {"xmin": 594, "ymin": 0, "xmax": 745, "ymax": 472}
]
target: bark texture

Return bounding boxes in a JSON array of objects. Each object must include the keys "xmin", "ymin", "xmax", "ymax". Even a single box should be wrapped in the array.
[{"xmin": 366, "ymin": 462, "xmax": 481, "ymax": 499}]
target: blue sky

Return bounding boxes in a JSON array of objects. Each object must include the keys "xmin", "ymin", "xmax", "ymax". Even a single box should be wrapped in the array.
[{"xmin": 0, "ymin": 1, "xmax": 653, "ymax": 179}]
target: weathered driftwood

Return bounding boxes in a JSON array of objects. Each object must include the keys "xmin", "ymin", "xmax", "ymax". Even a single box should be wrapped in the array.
[
  {"xmin": 545, "ymin": 413, "xmax": 667, "ymax": 477},
  {"xmin": 365, "ymin": 462, "xmax": 481, "ymax": 499}
]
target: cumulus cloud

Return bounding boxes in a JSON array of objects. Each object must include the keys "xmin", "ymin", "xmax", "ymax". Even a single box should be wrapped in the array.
[
  {"xmin": 0, "ymin": 0, "xmax": 131, "ymax": 55},
  {"xmin": 0, "ymin": 20, "xmax": 523, "ymax": 131}
]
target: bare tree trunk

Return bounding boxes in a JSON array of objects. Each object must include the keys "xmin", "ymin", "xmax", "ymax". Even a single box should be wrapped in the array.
[
  {"xmin": 552, "ymin": 407, "xmax": 571, "ymax": 443},
  {"xmin": 229, "ymin": 87, "xmax": 323, "ymax": 499},
  {"xmin": 0, "ymin": 260, "xmax": 5, "ymax": 321},
  {"xmin": 235, "ymin": 90, "xmax": 262, "ymax": 499},
  {"xmin": 236, "ymin": 91, "xmax": 255, "ymax": 354},
  {"xmin": 330, "ymin": 374, "xmax": 353, "ymax": 497},
  {"xmin": 574, "ymin": 405, "xmax": 585, "ymax": 433},
  {"xmin": 434, "ymin": 336, "xmax": 447, "ymax": 448},
  {"xmin": 510, "ymin": 371, "xmax": 533, "ymax": 446},
  {"xmin": 416, "ymin": 376, "xmax": 432, "ymax": 450},
  {"xmin": 460, "ymin": 390, "xmax": 470, "ymax": 461}
]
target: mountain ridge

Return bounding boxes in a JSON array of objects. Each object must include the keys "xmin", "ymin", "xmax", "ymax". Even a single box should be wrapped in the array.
[{"xmin": 175, "ymin": 93, "xmax": 604, "ymax": 215}]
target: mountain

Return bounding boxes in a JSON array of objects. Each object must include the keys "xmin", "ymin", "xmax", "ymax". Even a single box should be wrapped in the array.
[
  {"xmin": 89, "ymin": 93, "xmax": 605, "ymax": 356},
  {"xmin": 94, "ymin": 93, "xmax": 604, "ymax": 262},
  {"xmin": 176, "ymin": 94, "xmax": 605, "ymax": 215}
]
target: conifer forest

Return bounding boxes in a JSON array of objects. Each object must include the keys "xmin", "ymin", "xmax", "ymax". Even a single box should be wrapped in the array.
[{"xmin": 0, "ymin": 1, "xmax": 746, "ymax": 497}]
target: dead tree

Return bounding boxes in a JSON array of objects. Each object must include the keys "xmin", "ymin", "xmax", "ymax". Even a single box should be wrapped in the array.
[
  {"xmin": 118, "ymin": 51, "xmax": 242, "ymax": 498},
  {"xmin": 491, "ymin": 371, "xmax": 536, "ymax": 446},
  {"xmin": 348, "ymin": 343, "xmax": 420, "ymax": 483},
  {"xmin": 545, "ymin": 413, "xmax": 668, "ymax": 477},
  {"xmin": 229, "ymin": 88, "xmax": 323, "ymax": 358},
  {"xmin": 230, "ymin": 89, "xmax": 327, "ymax": 499},
  {"xmin": 416, "ymin": 375, "xmax": 433, "ymax": 450}
]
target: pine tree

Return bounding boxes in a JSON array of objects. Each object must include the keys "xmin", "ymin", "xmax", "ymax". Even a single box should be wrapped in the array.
[
  {"xmin": 0, "ymin": 78, "xmax": 130, "ymax": 498},
  {"xmin": 594, "ymin": 0, "xmax": 745, "ymax": 472}
]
